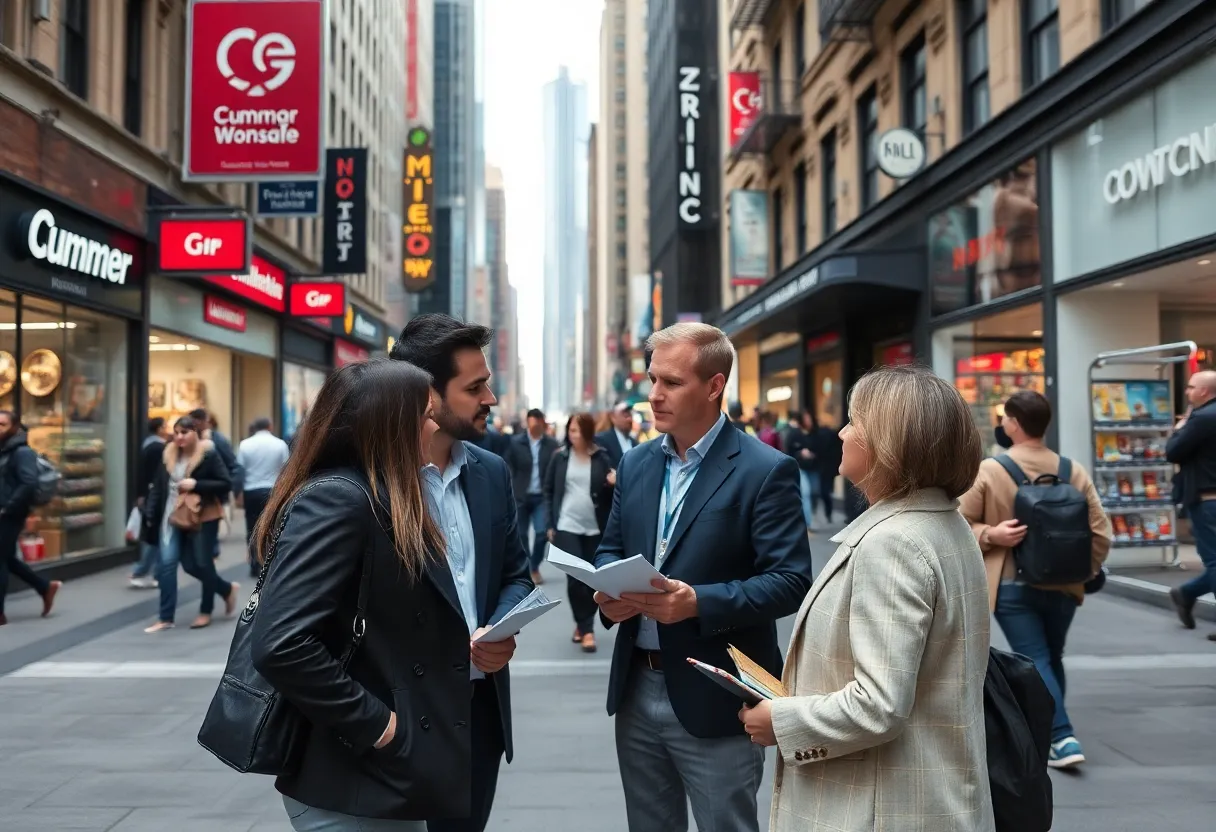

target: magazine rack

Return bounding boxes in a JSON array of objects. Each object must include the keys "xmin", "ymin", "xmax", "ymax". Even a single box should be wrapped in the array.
[{"xmin": 1089, "ymin": 342, "xmax": 1196, "ymax": 569}]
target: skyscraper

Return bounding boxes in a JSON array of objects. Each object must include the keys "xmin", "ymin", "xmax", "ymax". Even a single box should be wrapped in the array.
[
  {"xmin": 420, "ymin": 0, "xmax": 480, "ymax": 320},
  {"xmin": 542, "ymin": 67, "xmax": 589, "ymax": 414},
  {"xmin": 486, "ymin": 165, "xmax": 517, "ymax": 415}
]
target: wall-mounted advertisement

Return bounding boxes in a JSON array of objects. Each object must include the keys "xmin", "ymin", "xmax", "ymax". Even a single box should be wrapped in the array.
[
  {"xmin": 1052, "ymin": 51, "xmax": 1216, "ymax": 283},
  {"xmin": 402, "ymin": 127, "xmax": 435, "ymax": 292},
  {"xmin": 183, "ymin": 0, "xmax": 325, "ymax": 181},
  {"xmin": 928, "ymin": 157, "xmax": 1041, "ymax": 316},
  {"xmin": 322, "ymin": 147, "xmax": 368, "ymax": 275},
  {"xmin": 728, "ymin": 71, "xmax": 761, "ymax": 148},
  {"xmin": 730, "ymin": 190, "xmax": 769, "ymax": 287}
]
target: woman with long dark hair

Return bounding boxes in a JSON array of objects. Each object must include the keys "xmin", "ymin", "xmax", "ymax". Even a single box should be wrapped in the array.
[
  {"xmin": 142, "ymin": 415, "xmax": 237, "ymax": 632},
  {"xmin": 247, "ymin": 359, "xmax": 472, "ymax": 830},
  {"xmin": 543, "ymin": 412, "xmax": 614, "ymax": 652}
]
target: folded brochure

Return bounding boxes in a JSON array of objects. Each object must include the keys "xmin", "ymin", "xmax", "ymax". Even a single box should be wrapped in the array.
[
  {"xmin": 686, "ymin": 645, "xmax": 787, "ymax": 704},
  {"xmin": 471, "ymin": 587, "xmax": 561, "ymax": 643},
  {"xmin": 547, "ymin": 544, "xmax": 664, "ymax": 600}
]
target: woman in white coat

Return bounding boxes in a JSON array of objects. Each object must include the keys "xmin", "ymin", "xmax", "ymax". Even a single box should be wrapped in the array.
[{"xmin": 740, "ymin": 365, "xmax": 995, "ymax": 832}]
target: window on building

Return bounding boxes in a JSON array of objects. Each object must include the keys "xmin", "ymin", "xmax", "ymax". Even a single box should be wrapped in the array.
[
  {"xmin": 794, "ymin": 162, "xmax": 807, "ymax": 254},
  {"xmin": 1024, "ymin": 0, "xmax": 1060, "ymax": 88},
  {"xmin": 122, "ymin": 0, "xmax": 144, "ymax": 135},
  {"xmin": 821, "ymin": 130, "xmax": 837, "ymax": 238},
  {"xmin": 772, "ymin": 186, "xmax": 784, "ymax": 272},
  {"xmin": 616, "ymin": 60, "xmax": 625, "ymax": 76},
  {"xmin": 901, "ymin": 33, "xmax": 927, "ymax": 135},
  {"xmin": 771, "ymin": 41, "xmax": 782, "ymax": 94},
  {"xmin": 617, "ymin": 242, "xmax": 626, "ymax": 259},
  {"xmin": 329, "ymin": 91, "xmax": 336, "ymax": 137},
  {"xmin": 615, "ymin": 35, "xmax": 625, "ymax": 51},
  {"xmin": 960, "ymin": 0, "xmax": 990, "ymax": 135},
  {"xmin": 794, "ymin": 3, "xmax": 806, "ymax": 78},
  {"xmin": 616, "ymin": 163, "xmax": 625, "ymax": 180},
  {"xmin": 616, "ymin": 87, "xmax": 626, "ymax": 103},
  {"xmin": 616, "ymin": 215, "xmax": 626, "ymax": 231},
  {"xmin": 616, "ymin": 189, "xmax": 626, "ymax": 206},
  {"xmin": 330, "ymin": 22, "xmax": 336, "ymax": 62},
  {"xmin": 617, "ymin": 137, "xmax": 626, "ymax": 154},
  {"xmin": 61, "ymin": 0, "xmax": 89, "ymax": 99},
  {"xmin": 1103, "ymin": 0, "xmax": 1151, "ymax": 31},
  {"xmin": 858, "ymin": 86, "xmax": 879, "ymax": 210}
]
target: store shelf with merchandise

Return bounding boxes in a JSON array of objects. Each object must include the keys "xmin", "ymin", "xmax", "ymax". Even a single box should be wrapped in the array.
[{"xmin": 1089, "ymin": 342, "xmax": 1196, "ymax": 568}]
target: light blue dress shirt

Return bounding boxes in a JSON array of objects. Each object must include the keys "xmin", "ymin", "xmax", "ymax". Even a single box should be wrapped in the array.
[
  {"xmin": 635, "ymin": 413, "xmax": 728, "ymax": 651},
  {"xmin": 528, "ymin": 436, "xmax": 543, "ymax": 494},
  {"xmin": 421, "ymin": 441, "xmax": 483, "ymax": 680}
]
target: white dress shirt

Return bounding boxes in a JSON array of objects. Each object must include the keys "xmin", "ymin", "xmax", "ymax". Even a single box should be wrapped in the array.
[{"xmin": 236, "ymin": 430, "xmax": 290, "ymax": 492}]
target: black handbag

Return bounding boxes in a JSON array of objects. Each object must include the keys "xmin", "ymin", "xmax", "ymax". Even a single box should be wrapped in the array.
[{"xmin": 196, "ymin": 476, "xmax": 376, "ymax": 776}]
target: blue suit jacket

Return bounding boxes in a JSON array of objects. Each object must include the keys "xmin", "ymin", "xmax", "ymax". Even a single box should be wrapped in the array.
[
  {"xmin": 452, "ymin": 441, "xmax": 535, "ymax": 761},
  {"xmin": 594, "ymin": 423, "xmax": 814, "ymax": 738}
]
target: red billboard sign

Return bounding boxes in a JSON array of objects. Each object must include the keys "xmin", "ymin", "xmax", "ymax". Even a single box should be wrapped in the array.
[
  {"xmin": 203, "ymin": 254, "xmax": 286, "ymax": 312},
  {"xmin": 183, "ymin": 0, "xmax": 325, "ymax": 181},
  {"xmin": 203, "ymin": 294, "xmax": 247, "ymax": 331},
  {"xmin": 334, "ymin": 338, "xmax": 369, "ymax": 367},
  {"xmin": 289, "ymin": 281, "xmax": 346, "ymax": 317},
  {"xmin": 728, "ymin": 71, "xmax": 761, "ymax": 147},
  {"xmin": 157, "ymin": 216, "xmax": 251, "ymax": 273}
]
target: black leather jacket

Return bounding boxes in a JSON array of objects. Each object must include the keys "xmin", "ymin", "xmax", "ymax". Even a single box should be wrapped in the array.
[
  {"xmin": 141, "ymin": 440, "xmax": 232, "ymax": 544},
  {"xmin": 0, "ymin": 431, "xmax": 39, "ymax": 521},
  {"xmin": 249, "ymin": 473, "xmax": 476, "ymax": 821}
]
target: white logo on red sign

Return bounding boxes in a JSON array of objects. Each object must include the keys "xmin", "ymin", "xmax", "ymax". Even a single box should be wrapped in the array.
[
  {"xmin": 728, "ymin": 71, "xmax": 762, "ymax": 146},
  {"xmin": 204, "ymin": 295, "xmax": 247, "ymax": 331},
  {"xmin": 216, "ymin": 28, "xmax": 296, "ymax": 97},
  {"xmin": 304, "ymin": 289, "xmax": 331, "ymax": 307}
]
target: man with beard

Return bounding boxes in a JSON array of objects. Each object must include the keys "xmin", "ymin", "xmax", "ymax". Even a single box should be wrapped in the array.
[{"xmin": 389, "ymin": 314, "xmax": 534, "ymax": 832}]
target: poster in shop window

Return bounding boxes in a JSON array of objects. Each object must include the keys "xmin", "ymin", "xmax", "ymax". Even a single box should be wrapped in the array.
[{"xmin": 928, "ymin": 158, "xmax": 1041, "ymax": 315}]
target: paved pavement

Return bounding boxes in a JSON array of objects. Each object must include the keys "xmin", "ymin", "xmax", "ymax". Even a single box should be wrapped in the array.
[{"xmin": 1, "ymin": 526, "xmax": 1214, "ymax": 831}]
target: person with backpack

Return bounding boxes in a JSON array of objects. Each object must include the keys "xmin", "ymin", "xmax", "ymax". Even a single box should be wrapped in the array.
[
  {"xmin": 0, "ymin": 410, "xmax": 62, "ymax": 625},
  {"xmin": 960, "ymin": 391, "xmax": 1111, "ymax": 770}
]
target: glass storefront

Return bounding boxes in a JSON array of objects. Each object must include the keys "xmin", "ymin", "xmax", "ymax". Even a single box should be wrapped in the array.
[
  {"xmin": 933, "ymin": 304, "xmax": 1046, "ymax": 456},
  {"xmin": 0, "ymin": 291, "xmax": 130, "ymax": 563},
  {"xmin": 281, "ymin": 362, "xmax": 327, "ymax": 442}
]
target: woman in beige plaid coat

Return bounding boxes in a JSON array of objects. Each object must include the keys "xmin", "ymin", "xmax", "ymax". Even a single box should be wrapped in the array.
[{"xmin": 740, "ymin": 366, "xmax": 996, "ymax": 832}]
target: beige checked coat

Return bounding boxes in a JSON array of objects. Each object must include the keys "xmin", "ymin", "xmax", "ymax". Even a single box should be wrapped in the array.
[{"xmin": 768, "ymin": 489, "xmax": 995, "ymax": 832}]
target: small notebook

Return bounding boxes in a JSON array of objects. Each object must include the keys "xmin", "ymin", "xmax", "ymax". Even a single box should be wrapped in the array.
[{"xmin": 728, "ymin": 644, "xmax": 788, "ymax": 699}]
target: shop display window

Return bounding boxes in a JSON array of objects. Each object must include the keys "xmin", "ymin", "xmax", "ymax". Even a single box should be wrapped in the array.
[
  {"xmin": 812, "ymin": 360, "xmax": 843, "ymax": 429},
  {"xmin": 281, "ymin": 362, "xmax": 328, "ymax": 443},
  {"xmin": 760, "ymin": 370, "xmax": 798, "ymax": 422},
  {"xmin": 934, "ymin": 304, "xmax": 1045, "ymax": 456},
  {"xmin": 16, "ymin": 297, "xmax": 129, "ymax": 562}
]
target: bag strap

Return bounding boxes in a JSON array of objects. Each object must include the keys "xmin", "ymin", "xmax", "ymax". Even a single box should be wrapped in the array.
[
  {"xmin": 246, "ymin": 474, "xmax": 379, "ymax": 666},
  {"xmin": 1056, "ymin": 456, "xmax": 1073, "ymax": 484},
  {"xmin": 994, "ymin": 454, "xmax": 1031, "ymax": 487}
]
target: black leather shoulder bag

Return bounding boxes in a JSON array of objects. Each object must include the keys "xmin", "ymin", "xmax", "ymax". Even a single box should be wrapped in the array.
[{"xmin": 197, "ymin": 474, "xmax": 376, "ymax": 776}]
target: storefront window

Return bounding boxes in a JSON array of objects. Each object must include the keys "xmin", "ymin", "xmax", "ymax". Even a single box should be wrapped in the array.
[
  {"xmin": 760, "ymin": 370, "xmax": 798, "ymax": 422},
  {"xmin": 0, "ymin": 291, "xmax": 16, "ymax": 413},
  {"xmin": 812, "ymin": 359, "xmax": 844, "ymax": 429},
  {"xmin": 933, "ymin": 304, "xmax": 1045, "ymax": 456},
  {"xmin": 281, "ymin": 361, "xmax": 327, "ymax": 443},
  {"xmin": 929, "ymin": 157, "xmax": 1041, "ymax": 315},
  {"xmin": 19, "ymin": 297, "xmax": 129, "ymax": 562}
]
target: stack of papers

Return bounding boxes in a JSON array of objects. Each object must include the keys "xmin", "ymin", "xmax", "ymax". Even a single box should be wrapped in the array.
[
  {"xmin": 547, "ymin": 545, "xmax": 665, "ymax": 600},
  {"xmin": 686, "ymin": 645, "xmax": 788, "ymax": 704},
  {"xmin": 471, "ymin": 587, "xmax": 561, "ymax": 643}
]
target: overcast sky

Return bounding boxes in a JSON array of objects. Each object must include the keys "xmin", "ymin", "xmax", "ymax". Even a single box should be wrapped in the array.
[{"xmin": 484, "ymin": 0, "xmax": 602, "ymax": 409}]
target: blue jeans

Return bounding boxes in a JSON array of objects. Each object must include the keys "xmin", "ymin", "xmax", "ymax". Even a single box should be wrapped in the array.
[
  {"xmin": 1180, "ymin": 500, "xmax": 1216, "ymax": 602},
  {"xmin": 516, "ymin": 493, "xmax": 548, "ymax": 571},
  {"xmin": 131, "ymin": 542, "xmax": 160, "ymax": 578},
  {"xmin": 157, "ymin": 520, "xmax": 231, "ymax": 623},
  {"xmin": 994, "ymin": 582, "xmax": 1078, "ymax": 742},
  {"xmin": 798, "ymin": 469, "xmax": 819, "ymax": 529}
]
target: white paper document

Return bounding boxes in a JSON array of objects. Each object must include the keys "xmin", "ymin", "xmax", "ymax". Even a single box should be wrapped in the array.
[
  {"xmin": 547, "ymin": 545, "xmax": 665, "ymax": 600},
  {"xmin": 472, "ymin": 587, "xmax": 561, "ymax": 643}
]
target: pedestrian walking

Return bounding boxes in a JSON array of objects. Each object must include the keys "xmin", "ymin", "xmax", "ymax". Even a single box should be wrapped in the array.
[
  {"xmin": 247, "ymin": 359, "xmax": 475, "ymax": 830},
  {"xmin": 390, "ymin": 314, "xmax": 534, "ymax": 832},
  {"xmin": 508, "ymin": 408, "xmax": 558, "ymax": 584},
  {"xmin": 782, "ymin": 411, "xmax": 819, "ymax": 533},
  {"xmin": 544, "ymin": 412, "xmax": 615, "ymax": 652},
  {"xmin": 0, "ymin": 410, "xmax": 62, "ymax": 626},
  {"xmin": 129, "ymin": 417, "xmax": 169, "ymax": 588},
  {"xmin": 236, "ymin": 417, "xmax": 290, "ymax": 578},
  {"xmin": 960, "ymin": 390, "xmax": 1111, "ymax": 769},
  {"xmin": 595, "ymin": 401, "xmax": 638, "ymax": 470},
  {"xmin": 593, "ymin": 322, "xmax": 813, "ymax": 832},
  {"xmin": 190, "ymin": 408, "xmax": 242, "ymax": 558},
  {"xmin": 742, "ymin": 366, "xmax": 995, "ymax": 832},
  {"xmin": 1166, "ymin": 369, "xmax": 1216, "ymax": 640},
  {"xmin": 141, "ymin": 415, "xmax": 239, "ymax": 632}
]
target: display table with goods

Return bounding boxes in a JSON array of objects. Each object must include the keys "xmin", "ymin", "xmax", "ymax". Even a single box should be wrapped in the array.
[{"xmin": 1089, "ymin": 343, "xmax": 1198, "ymax": 569}]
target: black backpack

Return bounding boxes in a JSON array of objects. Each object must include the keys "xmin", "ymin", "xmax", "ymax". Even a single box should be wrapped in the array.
[
  {"xmin": 985, "ymin": 647, "xmax": 1054, "ymax": 832},
  {"xmin": 995, "ymin": 455, "xmax": 1093, "ymax": 585}
]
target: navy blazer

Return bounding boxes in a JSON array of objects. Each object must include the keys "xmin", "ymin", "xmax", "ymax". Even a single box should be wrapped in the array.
[
  {"xmin": 595, "ymin": 428, "xmax": 635, "ymax": 469},
  {"xmin": 454, "ymin": 441, "xmax": 536, "ymax": 761},
  {"xmin": 594, "ymin": 422, "xmax": 814, "ymax": 738}
]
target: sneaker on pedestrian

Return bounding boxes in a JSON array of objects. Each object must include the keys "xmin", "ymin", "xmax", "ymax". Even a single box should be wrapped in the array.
[
  {"xmin": 1048, "ymin": 736, "xmax": 1085, "ymax": 769},
  {"xmin": 128, "ymin": 576, "xmax": 157, "ymax": 589},
  {"xmin": 1169, "ymin": 587, "xmax": 1196, "ymax": 629}
]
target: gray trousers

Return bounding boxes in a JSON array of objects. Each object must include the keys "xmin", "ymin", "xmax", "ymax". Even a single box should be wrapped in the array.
[
  {"xmin": 283, "ymin": 796, "xmax": 427, "ymax": 831},
  {"xmin": 615, "ymin": 667, "xmax": 765, "ymax": 832}
]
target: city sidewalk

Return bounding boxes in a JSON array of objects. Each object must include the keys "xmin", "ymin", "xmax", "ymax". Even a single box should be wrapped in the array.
[
  {"xmin": 0, "ymin": 521, "xmax": 253, "ymax": 676},
  {"xmin": 1106, "ymin": 543, "xmax": 1216, "ymax": 623}
]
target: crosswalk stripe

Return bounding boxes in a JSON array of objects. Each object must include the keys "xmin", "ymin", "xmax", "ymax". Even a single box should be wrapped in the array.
[{"xmin": 5, "ymin": 653, "xmax": 1216, "ymax": 679}]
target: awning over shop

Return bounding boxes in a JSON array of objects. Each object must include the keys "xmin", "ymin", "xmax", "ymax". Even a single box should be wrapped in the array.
[{"xmin": 715, "ymin": 249, "xmax": 925, "ymax": 340}]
